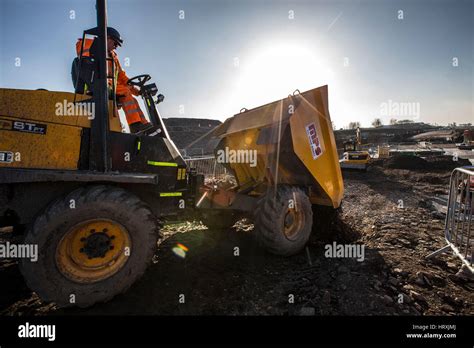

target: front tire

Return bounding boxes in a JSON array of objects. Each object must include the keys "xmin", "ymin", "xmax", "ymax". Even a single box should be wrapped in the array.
[
  {"xmin": 254, "ymin": 186, "xmax": 313, "ymax": 256},
  {"xmin": 20, "ymin": 185, "xmax": 158, "ymax": 308}
]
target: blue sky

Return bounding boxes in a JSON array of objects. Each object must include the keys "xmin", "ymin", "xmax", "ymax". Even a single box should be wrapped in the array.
[{"xmin": 0, "ymin": 0, "xmax": 472, "ymax": 128}]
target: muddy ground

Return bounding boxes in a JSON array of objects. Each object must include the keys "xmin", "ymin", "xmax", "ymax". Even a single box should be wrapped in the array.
[{"xmin": 0, "ymin": 163, "xmax": 472, "ymax": 316}]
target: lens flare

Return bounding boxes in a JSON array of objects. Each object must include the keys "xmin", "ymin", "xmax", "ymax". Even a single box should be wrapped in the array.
[{"xmin": 172, "ymin": 243, "xmax": 189, "ymax": 258}]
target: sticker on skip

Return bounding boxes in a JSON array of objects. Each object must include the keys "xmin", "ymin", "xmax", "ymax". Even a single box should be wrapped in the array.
[{"xmin": 305, "ymin": 123, "xmax": 324, "ymax": 159}]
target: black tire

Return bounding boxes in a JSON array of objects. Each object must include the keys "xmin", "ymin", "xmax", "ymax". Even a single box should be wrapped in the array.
[
  {"xmin": 19, "ymin": 185, "xmax": 158, "ymax": 308},
  {"xmin": 200, "ymin": 210, "xmax": 240, "ymax": 230},
  {"xmin": 254, "ymin": 186, "xmax": 313, "ymax": 256}
]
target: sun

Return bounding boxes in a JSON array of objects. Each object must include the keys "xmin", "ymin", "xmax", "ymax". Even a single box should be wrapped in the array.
[{"xmin": 230, "ymin": 42, "xmax": 336, "ymax": 112}]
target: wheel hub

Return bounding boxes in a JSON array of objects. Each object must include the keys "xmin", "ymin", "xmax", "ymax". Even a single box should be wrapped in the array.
[
  {"xmin": 284, "ymin": 212, "xmax": 295, "ymax": 228},
  {"xmin": 283, "ymin": 208, "xmax": 304, "ymax": 241},
  {"xmin": 56, "ymin": 219, "xmax": 131, "ymax": 283},
  {"xmin": 81, "ymin": 231, "xmax": 114, "ymax": 259}
]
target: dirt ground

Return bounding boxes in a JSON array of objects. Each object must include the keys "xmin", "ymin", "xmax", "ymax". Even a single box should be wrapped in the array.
[{"xmin": 0, "ymin": 163, "xmax": 472, "ymax": 316}]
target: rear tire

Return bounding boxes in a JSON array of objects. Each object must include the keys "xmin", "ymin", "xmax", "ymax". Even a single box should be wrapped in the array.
[
  {"xmin": 20, "ymin": 185, "xmax": 158, "ymax": 308},
  {"xmin": 254, "ymin": 186, "xmax": 313, "ymax": 256}
]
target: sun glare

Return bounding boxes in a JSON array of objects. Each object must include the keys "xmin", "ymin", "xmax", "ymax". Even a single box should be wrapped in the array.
[{"xmin": 229, "ymin": 42, "xmax": 336, "ymax": 113}]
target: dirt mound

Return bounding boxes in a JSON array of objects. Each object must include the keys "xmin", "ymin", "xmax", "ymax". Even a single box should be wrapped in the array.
[
  {"xmin": 384, "ymin": 155, "xmax": 428, "ymax": 170},
  {"xmin": 424, "ymin": 156, "xmax": 471, "ymax": 171},
  {"xmin": 384, "ymin": 155, "xmax": 471, "ymax": 171}
]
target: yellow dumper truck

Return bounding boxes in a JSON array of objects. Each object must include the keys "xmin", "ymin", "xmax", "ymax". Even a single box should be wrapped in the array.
[{"xmin": 0, "ymin": 0, "xmax": 343, "ymax": 307}]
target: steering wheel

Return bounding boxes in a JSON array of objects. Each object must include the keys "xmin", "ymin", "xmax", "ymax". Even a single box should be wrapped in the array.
[{"xmin": 127, "ymin": 74, "xmax": 151, "ymax": 88}]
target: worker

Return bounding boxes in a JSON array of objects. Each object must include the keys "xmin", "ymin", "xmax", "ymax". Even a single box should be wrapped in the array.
[{"xmin": 75, "ymin": 27, "xmax": 154, "ymax": 134}]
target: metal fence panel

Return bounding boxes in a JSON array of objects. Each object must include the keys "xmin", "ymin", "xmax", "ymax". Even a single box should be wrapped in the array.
[
  {"xmin": 185, "ymin": 156, "xmax": 229, "ymax": 180},
  {"xmin": 428, "ymin": 166, "xmax": 473, "ymax": 272}
]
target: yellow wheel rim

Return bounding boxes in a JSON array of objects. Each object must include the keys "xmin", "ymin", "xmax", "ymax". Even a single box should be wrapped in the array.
[
  {"xmin": 56, "ymin": 219, "xmax": 131, "ymax": 283},
  {"xmin": 283, "ymin": 207, "xmax": 305, "ymax": 241}
]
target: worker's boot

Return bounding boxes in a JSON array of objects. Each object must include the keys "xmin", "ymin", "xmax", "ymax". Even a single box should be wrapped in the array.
[{"xmin": 129, "ymin": 122, "xmax": 153, "ymax": 135}]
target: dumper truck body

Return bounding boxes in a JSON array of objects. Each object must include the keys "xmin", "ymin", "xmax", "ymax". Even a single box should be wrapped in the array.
[{"xmin": 197, "ymin": 85, "xmax": 344, "ymax": 255}]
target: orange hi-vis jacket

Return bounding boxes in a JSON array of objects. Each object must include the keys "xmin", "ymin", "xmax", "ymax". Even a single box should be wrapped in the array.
[
  {"xmin": 75, "ymin": 38, "xmax": 134, "ymax": 92},
  {"xmin": 76, "ymin": 38, "xmax": 146, "ymax": 125}
]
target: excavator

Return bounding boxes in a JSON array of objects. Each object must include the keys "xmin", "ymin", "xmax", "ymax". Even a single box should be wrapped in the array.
[
  {"xmin": 339, "ymin": 127, "xmax": 370, "ymax": 170},
  {"xmin": 0, "ymin": 0, "xmax": 344, "ymax": 308}
]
